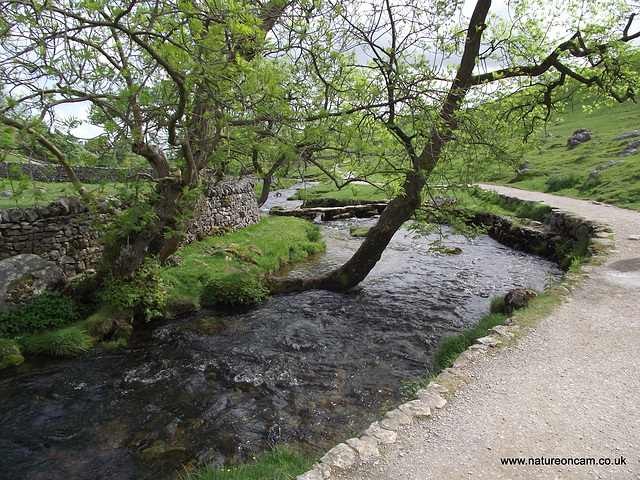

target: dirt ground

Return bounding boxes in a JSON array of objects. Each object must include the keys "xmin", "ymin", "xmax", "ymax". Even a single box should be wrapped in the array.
[{"xmin": 331, "ymin": 186, "xmax": 640, "ymax": 480}]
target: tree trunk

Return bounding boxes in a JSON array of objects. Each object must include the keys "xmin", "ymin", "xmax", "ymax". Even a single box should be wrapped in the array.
[
  {"xmin": 262, "ymin": 171, "xmax": 425, "ymax": 293},
  {"xmin": 100, "ymin": 177, "xmax": 187, "ymax": 280},
  {"xmin": 255, "ymin": 151, "xmax": 286, "ymax": 207}
]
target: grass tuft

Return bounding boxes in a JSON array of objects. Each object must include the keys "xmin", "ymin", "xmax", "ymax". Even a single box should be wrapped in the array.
[
  {"xmin": 17, "ymin": 326, "xmax": 94, "ymax": 357},
  {"xmin": 431, "ymin": 313, "xmax": 508, "ymax": 372},
  {"xmin": 182, "ymin": 445, "xmax": 315, "ymax": 480}
]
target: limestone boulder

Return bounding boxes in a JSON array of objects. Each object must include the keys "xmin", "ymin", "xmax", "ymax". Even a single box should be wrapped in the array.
[
  {"xmin": 0, "ymin": 254, "xmax": 68, "ymax": 313},
  {"xmin": 567, "ymin": 129, "xmax": 591, "ymax": 146},
  {"xmin": 619, "ymin": 139, "xmax": 640, "ymax": 157},
  {"xmin": 613, "ymin": 130, "xmax": 640, "ymax": 141}
]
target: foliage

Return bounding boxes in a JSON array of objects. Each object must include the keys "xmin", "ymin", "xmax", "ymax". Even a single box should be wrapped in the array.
[
  {"xmin": 17, "ymin": 326, "xmax": 94, "ymax": 357},
  {"xmin": 183, "ymin": 445, "xmax": 315, "ymax": 480},
  {"xmin": 431, "ymin": 313, "xmax": 508, "ymax": 373},
  {"xmin": 489, "ymin": 296, "xmax": 506, "ymax": 315},
  {"xmin": 96, "ymin": 257, "xmax": 167, "ymax": 321},
  {"xmin": 555, "ymin": 235, "xmax": 591, "ymax": 271},
  {"xmin": 349, "ymin": 226, "xmax": 370, "ymax": 238},
  {"xmin": 296, "ymin": 182, "xmax": 388, "ymax": 206},
  {"xmin": 0, "ymin": 291, "xmax": 85, "ymax": 336},
  {"xmin": 399, "ymin": 377, "xmax": 430, "ymax": 402},
  {"xmin": 467, "ymin": 188, "xmax": 552, "ymax": 221},
  {"xmin": 200, "ymin": 272, "xmax": 270, "ymax": 307}
]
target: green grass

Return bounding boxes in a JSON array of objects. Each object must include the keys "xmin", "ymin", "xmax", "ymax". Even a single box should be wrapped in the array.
[
  {"xmin": 16, "ymin": 325, "xmax": 95, "ymax": 357},
  {"xmin": 294, "ymin": 181, "xmax": 388, "ymax": 205},
  {"xmin": 0, "ymin": 178, "xmax": 135, "ymax": 209},
  {"xmin": 481, "ymin": 99, "xmax": 640, "ymax": 210},
  {"xmin": 183, "ymin": 445, "xmax": 315, "ymax": 480},
  {"xmin": 460, "ymin": 186, "xmax": 552, "ymax": 221},
  {"xmin": 431, "ymin": 313, "xmax": 509, "ymax": 372},
  {"xmin": 161, "ymin": 216, "xmax": 325, "ymax": 311}
]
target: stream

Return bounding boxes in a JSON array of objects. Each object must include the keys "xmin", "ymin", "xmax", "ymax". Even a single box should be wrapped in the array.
[{"xmin": 0, "ymin": 188, "xmax": 561, "ymax": 480}]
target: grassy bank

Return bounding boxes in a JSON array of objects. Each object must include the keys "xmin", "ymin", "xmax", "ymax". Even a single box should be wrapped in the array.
[
  {"xmin": 182, "ymin": 445, "xmax": 316, "ymax": 480},
  {"xmin": 293, "ymin": 181, "xmax": 388, "ymax": 205},
  {"xmin": 160, "ymin": 216, "xmax": 325, "ymax": 313},
  {"xmin": 0, "ymin": 216, "xmax": 325, "ymax": 369}
]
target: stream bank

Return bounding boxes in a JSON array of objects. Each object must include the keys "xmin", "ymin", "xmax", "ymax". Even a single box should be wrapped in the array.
[{"xmin": 0, "ymin": 209, "xmax": 560, "ymax": 479}]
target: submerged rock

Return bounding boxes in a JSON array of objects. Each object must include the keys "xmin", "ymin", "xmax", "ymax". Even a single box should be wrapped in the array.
[{"xmin": 181, "ymin": 316, "xmax": 227, "ymax": 335}]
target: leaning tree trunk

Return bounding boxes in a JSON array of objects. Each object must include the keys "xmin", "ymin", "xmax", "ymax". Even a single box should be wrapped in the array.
[
  {"xmin": 262, "ymin": 170, "xmax": 426, "ymax": 293},
  {"xmin": 262, "ymin": 0, "xmax": 491, "ymax": 294}
]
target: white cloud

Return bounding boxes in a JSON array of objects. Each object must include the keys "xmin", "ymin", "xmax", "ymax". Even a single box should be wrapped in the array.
[{"xmin": 54, "ymin": 103, "xmax": 104, "ymax": 140}]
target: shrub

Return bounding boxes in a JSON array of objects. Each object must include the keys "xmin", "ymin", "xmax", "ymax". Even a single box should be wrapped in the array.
[
  {"xmin": 0, "ymin": 291, "xmax": 83, "ymax": 336},
  {"xmin": 200, "ymin": 272, "xmax": 270, "ymax": 307},
  {"xmin": 545, "ymin": 174, "xmax": 582, "ymax": 192},
  {"xmin": 97, "ymin": 257, "xmax": 167, "ymax": 321}
]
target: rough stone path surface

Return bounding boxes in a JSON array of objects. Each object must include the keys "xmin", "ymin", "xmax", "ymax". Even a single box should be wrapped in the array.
[{"xmin": 303, "ymin": 186, "xmax": 640, "ymax": 480}]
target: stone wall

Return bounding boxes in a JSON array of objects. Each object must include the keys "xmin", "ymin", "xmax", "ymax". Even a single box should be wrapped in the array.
[
  {"xmin": 471, "ymin": 193, "xmax": 608, "ymax": 266},
  {"xmin": 0, "ymin": 177, "xmax": 260, "ymax": 276},
  {"xmin": 0, "ymin": 162, "xmax": 156, "ymax": 184},
  {"xmin": 186, "ymin": 178, "xmax": 261, "ymax": 242},
  {"xmin": 0, "ymin": 197, "xmax": 102, "ymax": 276}
]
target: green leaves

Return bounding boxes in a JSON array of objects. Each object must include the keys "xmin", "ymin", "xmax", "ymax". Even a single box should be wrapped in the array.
[
  {"xmin": 96, "ymin": 257, "xmax": 167, "ymax": 322},
  {"xmin": 0, "ymin": 292, "xmax": 84, "ymax": 336}
]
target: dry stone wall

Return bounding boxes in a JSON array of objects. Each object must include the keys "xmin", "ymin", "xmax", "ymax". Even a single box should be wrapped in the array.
[
  {"xmin": 0, "ymin": 162, "xmax": 156, "ymax": 184},
  {"xmin": 471, "ymin": 193, "xmax": 606, "ymax": 265},
  {"xmin": 186, "ymin": 178, "xmax": 261, "ymax": 242},
  {"xmin": 0, "ymin": 177, "xmax": 260, "ymax": 276}
]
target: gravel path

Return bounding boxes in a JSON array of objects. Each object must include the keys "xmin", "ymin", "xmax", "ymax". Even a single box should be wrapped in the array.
[{"xmin": 330, "ymin": 186, "xmax": 640, "ymax": 480}]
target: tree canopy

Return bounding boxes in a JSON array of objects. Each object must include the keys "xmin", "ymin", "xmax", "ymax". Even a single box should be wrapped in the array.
[{"xmin": 1, "ymin": 0, "xmax": 639, "ymax": 291}]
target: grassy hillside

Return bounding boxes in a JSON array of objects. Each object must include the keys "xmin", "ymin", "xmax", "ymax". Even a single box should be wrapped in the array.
[{"xmin": 482, "ymin": 100, "xmax": 640, "ymax": 210}]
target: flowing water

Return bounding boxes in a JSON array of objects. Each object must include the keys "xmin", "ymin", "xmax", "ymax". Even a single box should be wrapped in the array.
[{"xmin": 0, "ymin": 192, "xmax": 561, "ymax": 480}]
